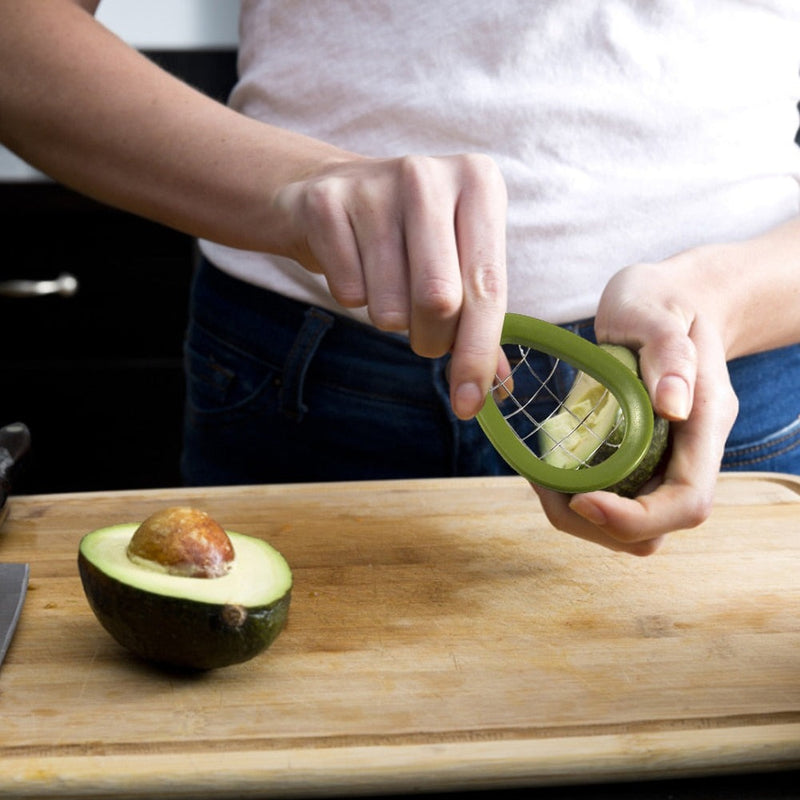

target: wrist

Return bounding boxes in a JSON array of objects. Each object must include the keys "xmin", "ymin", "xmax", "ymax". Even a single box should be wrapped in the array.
[
  {"xmin": 672, "ymin": 242, "xmax": 743, "ymax": 360},
  {"xmin": 693, "ymin": 216, "xmax": 800, "ymax": 360}
]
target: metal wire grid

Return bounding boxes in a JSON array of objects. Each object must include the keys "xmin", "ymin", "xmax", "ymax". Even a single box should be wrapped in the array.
[{"xmin": 491, "ymin": 345, "xmax": 625, "ymax": 468}]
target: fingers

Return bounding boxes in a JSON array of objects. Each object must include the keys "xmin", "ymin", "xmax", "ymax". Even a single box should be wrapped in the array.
[
  {"xmin": 401, "ymin": 156, "xmax": 466, "ymax": 356},
  {"xmin": 533, "ymin": 485, "xmax": 667, "ymax": 556},
  {"xmin": 447, "ymin": 156, "xmax": 508, "ymax": 418},
  {"xmin": 283, "ymin": 153, "xmax": 508, "ymax": 420},
  {"xmin": 282, "ymin": 173, "xmax": 369, "ymax": 308},
  {"xmin": 397, "ymin": 154, "xmax": 508, "ymax": 419}
]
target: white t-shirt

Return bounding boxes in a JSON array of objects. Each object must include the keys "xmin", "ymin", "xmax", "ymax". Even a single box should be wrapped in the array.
[{"xmin": 200, "ymin": 0, "xmax": 800, "ymax": 325}]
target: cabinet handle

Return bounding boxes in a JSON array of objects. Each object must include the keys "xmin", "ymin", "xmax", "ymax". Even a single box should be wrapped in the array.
[{"xmin": 0, "ymin": 272, "xmax": 78, "ymax": 298}]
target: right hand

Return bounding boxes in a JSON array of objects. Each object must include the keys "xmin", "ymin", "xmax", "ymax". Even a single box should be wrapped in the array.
[{"xmin": 271, "ymin": 153, "xmax": 510, "ymax": 420}]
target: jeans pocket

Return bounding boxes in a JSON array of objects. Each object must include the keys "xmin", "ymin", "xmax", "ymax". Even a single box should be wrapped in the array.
[
  {"xmin": 183, "ymin": 322, "xmax": 280, "ymax": 422},
  {"xmin": 722, "ymin": 413, "xmax": 800, "ymax": 473}
]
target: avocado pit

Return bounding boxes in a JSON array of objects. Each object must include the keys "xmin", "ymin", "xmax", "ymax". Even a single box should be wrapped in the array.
[{"xmin": 127, "ymin": 506, "xmax": 234, "ymax": 578}]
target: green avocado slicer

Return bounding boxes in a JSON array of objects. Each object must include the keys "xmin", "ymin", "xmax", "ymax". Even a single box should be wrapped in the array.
[{"xmin": 475, "ymin": 313, "xmax": 657, "ymax": 494}]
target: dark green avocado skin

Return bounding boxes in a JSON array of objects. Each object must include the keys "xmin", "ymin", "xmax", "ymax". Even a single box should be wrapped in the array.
[
  {"xmin": 78, "ymin": 553, "xmax": 290, "ymax": 671},
  {"xmin": 601, "ymin": 414, "xmax": 670, "ymax": 498}
]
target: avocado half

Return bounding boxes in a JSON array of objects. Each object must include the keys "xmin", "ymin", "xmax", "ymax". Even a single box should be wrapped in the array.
[
  {"xmin": 78, "ymin": 522, "xmax": 292, "ymax": 670},
  {"xmin": 539, "ymin": 344, "xmax": 669, "ymax": 497}
]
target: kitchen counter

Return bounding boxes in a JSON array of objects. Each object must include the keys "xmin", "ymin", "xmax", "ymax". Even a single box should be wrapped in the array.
[{"xmin": 0, "ymin": 473, "xmax": 798, "ymax": 799}]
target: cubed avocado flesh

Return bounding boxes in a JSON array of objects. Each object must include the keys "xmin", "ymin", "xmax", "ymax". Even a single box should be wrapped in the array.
[
  {"xmin": 539, "ymin": 344, "xmax": 669, "ymax": 496},
  {"xmin": 538, "ymin": 344, "xmax": 637, "ymax": 469},
  {"xmin": 78, "ymin": 524, "xmax": 292, "ymax": 670}
]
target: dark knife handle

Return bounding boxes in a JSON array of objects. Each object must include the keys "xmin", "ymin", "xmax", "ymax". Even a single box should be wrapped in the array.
[{"xmin": 0, "ymin": 422, "xmax": 31, "ymax": 500}]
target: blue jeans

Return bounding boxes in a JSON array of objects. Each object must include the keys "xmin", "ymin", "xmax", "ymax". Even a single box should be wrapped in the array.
[
  {"xmin": 722, "ymin": 346, "xmax": 800, "ymax": 471},
  {"xmin": 181, "ymin": 258, "xmax": 800, "ymax": 486}
]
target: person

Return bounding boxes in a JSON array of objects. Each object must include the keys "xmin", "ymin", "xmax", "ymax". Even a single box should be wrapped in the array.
[{"xmin": 1, "ymin": 0, "xmax": 799, "ymax": 556}]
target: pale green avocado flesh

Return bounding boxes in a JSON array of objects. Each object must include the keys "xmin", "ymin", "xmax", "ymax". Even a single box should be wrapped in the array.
[
  {"xmin": 538, "ymin": 344, "xmax": 638, "ymax": 469},
  {"xmin": 78, "ymin": 525, "xmax": 292, "ymax": 671},
  {"xmin": 539, "ymin": 344, "xmax": 669, "ymax": 496}
]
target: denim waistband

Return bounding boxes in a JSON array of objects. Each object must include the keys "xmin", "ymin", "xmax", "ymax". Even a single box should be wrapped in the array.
[
  {"xmin": 188, "ymin": 257, "xmax": 448, "ymax": 406},
  {"xmin": 192, "ymin": 257, "xmax": 599, "ymax": 354},
  {"xmin": 191, "ymin": 258, "xmax": 416, "ymax": 355}
]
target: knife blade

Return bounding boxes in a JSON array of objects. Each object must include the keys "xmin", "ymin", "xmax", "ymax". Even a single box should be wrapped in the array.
[
  {"xmin": 0, "ymin": 563, "xmax": 29, "ymax": 667},
  {"xmin": 0, "ymin": 421, "xmax": 32, "ymax": 668}
]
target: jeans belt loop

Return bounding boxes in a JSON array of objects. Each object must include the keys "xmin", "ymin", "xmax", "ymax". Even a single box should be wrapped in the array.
[{"xmin": 279, "ymin": 306, "xmax": 335, "ymax": 422}]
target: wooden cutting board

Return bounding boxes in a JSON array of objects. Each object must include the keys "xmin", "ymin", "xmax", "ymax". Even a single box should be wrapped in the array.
[{"xmin": 1, "ymin": 473, "xmax": 799, "ymax": 799}]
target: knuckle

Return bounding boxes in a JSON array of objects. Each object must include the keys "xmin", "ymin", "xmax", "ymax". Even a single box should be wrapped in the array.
[
  {"xmin": 625, "ymin": 537, "xmax": 664, "ymax": 558},
  {"xmin": 397, "ymin": 152, "xmax": 506, "ymax": 199},
  {"xmin": 458, "ymin": 153, "xmax": 508, "ymax": 202},
  {"xmin": 674, "ymin": 487, "xmax": 714, "ymax": 529},
  {"xmin": 464, "ymin": 259, "xmax": 506, "ymax": 304},
  {"xmin": 461, "ymin": 151, "xmax": 504, "ymax": 181},
  {"xmin": 648, "ymin": 327, "xmax": 697, "ymax": 370},
  {"xmin": 720, "ymin": 383, "xmax": 740, "ymax": 423},
  {"xmin": 302, "ymin": 179, "xmax": 343, "ymax": 225},
  {"xmin": 685, "ymin": 502, "xmax": 713, "ymax": 530},
  {"xmin": 414, "ymin": 273, "xmax": 462, "ymax": 318},
  {"xmin": 369, "ymin": 306, "xmax": 409, "ymax": 332},
  {"xmin": 608, "ymin": 525, "xmax": 668, "ymax": 556},
  {"xmin": 398, "ymin": 154, "xmax": 435, "ymax": 193},
  {"xmin": 328, "ymin": 280, "xmax": 366, "ymax": 309},
  {"xmin": 451, "ymin": 338, "xmax": 495, "ymax": 363}
]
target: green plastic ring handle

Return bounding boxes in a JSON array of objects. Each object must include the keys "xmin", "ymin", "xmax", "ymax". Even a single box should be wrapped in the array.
[{"xmin": 476, "ymin": 313, "xmax": 654, "ymax": 493}]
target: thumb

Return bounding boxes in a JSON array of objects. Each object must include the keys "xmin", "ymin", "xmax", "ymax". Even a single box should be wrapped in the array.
[{"xmin": 637, "ymin": 325, "xmax": 698, "ymax": 422}]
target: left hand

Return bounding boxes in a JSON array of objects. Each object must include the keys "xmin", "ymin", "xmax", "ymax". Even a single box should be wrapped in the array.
[{"xmin": 533, "ymin": 253, "xmax": 740, "ymax": 556}]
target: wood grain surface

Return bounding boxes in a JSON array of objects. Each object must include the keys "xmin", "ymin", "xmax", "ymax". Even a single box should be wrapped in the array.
[{"xmin": 0, "ymin": 473, "xmax": 798, "ymax": 799}]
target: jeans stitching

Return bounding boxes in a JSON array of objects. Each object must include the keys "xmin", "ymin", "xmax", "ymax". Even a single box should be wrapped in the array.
[{"xmin": 722, "ymin": 415, "xmax": 800, "ymax": 468}]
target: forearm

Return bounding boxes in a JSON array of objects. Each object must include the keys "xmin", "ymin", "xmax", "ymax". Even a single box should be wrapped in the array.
[
  {"xmin": 599, "ymin": 213, "xmax": 800, "ymax": 366},
  {"xmin": 709, "ymin": 214, "xmax": 800, "ymax": 359},
  {"xmin": 0, "ymin": 0, "xmax": 350, "ymax": 251}
]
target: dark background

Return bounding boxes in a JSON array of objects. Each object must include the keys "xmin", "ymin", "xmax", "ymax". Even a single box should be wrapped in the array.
[{"xmin": 0, "ymin": 50, "xmax": 237, "ymax": 495}]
